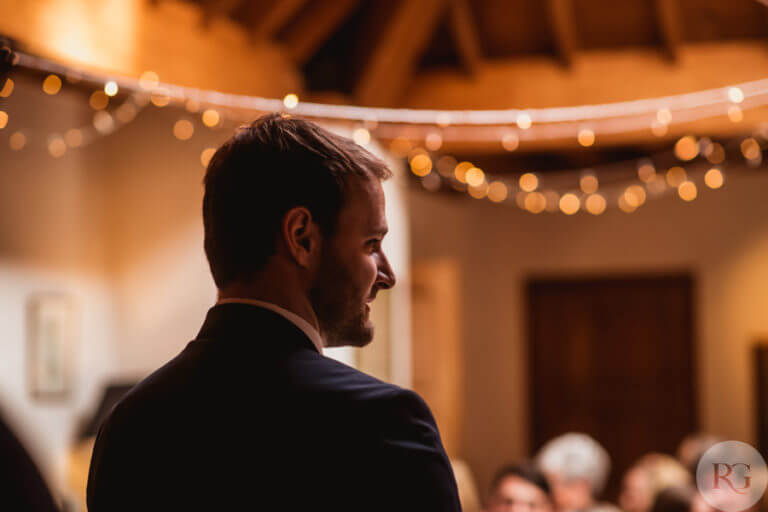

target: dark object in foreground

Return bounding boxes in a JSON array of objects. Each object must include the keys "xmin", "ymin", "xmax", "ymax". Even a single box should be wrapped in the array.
[{"xmin": 0, "ymin": 410, "xmax": 60, "ymax": 512}]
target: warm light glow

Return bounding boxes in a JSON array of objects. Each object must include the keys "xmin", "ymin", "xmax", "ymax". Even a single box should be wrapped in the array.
[
  {"xmin": 502, "ymin": 132, "xmax": 519, "ymax": 151},
  {"xmin": 150, "ymin": 89, "xmax": 171, "ymax": 107},
  {"xmin": 116, "ymin": 103, "xmax": 137, "ymax": 123},
  {"xmin": 421, "ymin": 173, "xmax": 441, "ymax": 192},
  {"xmin": 678, "ymin": 181, "xmax": 697, "ymax": 201},
  {"xmin": 646, "ymin": 174, "xmax": 667, "ymax": 196},
  {"xmin": 666, "ymin": 166, "xmax": 687, "ymax": 188},
  {"xmin": 389, "ymin": 136, "xmax": 411, "ymax": 157},
  {"xmin": 488, "ymin": 181, "xmax": 508, "ymax": 203},
  {"xmin": 740, "ymin": 137, "xmax": 761, "ymax": 160},
  {"xmin": 173, "ymin": 119, "xmax": 194, "ymax": 140},
  {"xmin": 465, "ymin": 167, "xmax": 485, "ymax": 187},
  {"xmin": 0, "ymin": 110, "xmax": 7, "ymax": 130},
  {"xmin": 139, "ymin": 71, "xmax": 160, "ymax": 90},
  {"xmin": 468, "ymin": 182, "xmax": 489, "ymax": 199},
  {"xmin": 93, "ymin": 111, "xmax": 114, "ymax": 134},
  {"xmin": 585, "ymin": 194, "xmax": 606, "ymax": 215},
  {"xmin": 42, "ymin": 74, "xmax": 62, "ymax": 95},
  {"xmin": 674, "ymin": 135, "xmax": 699, "ymax": 161},
  {"xmin": 637, "ymin": 159, "xmax": 656, "ymax": 182},
  {"xmin": 706, "ymin": 142, "xmax": 725, "ymax": 164},
  {"xmin": 436, "ymin": 113, "xmax": 451, "ymax": 127},
  {"xmin": 104, "ymin": 81, "xmax": 118, "ymax": 96},
  {"xmin": 425, "ymin": 132, "xmax": 442, "ymax": 151},
  {"xmin": 9, "ymin": 132, "xmax": 26, "ymax": 151},
  {"xmin": 0, "ymin": 78, "xmax": 14, "ymax": 98},
  {"xmin": 437, "ymin": 155, "xmax": 457, "ymax": 177},
  {"xmin": 410, "ymin": 154, "xmax": 432, "ymax": 177},
  {"xmin": 656, "ymin": 108, "xmax": 672, "ymax": 124},
  {"xmin": 579, "ymin": 173, "xmax": 599, "ymax": 194},
  {"xmin": 577, "ymin": 129, "xmax": 595, "ymax": 147},
  {"xmin": 559, "ymin": 193, "xmax": 580, "ymax": 215},
  {"xmin": 525, "ymin": 192, "xmax": 546, "ymax": 214},
  {"xmin": 519, "ymin": 172, "xmax": 539, "ymax": 192},
  {"xmin": 515, "ymin": 192, "xmax": 527, "ymax": 209},
  {"xmin": 544, "ymin": 190, "xmax": 560, "ymax": 212},
  {"xmin": 704, "ymin": 168, "xmax": 724, "ymax": 189},
  {"xmin": 516, "ymin": 112, "xmax": 532, "ymax": 130},
  {"xmin": 202, "ymin": 109, "xmax": 220, "ymax": 128},
  {"xmin": 618, "ymin": 195, "xmax": 636, "ymax": 213},
  {"xmin": 283, "ymin": 93, "xmax": 299, "ymax": 109},
  {"xmin": 454, "ymin": 161, "xmax": 473, "ymax": 183},
  {"xmin": 651, "ymin": 121, "xmax": 669, "ymax": 137},
  {"xmin": 624, "ymin": 185, "xmax": 646, "ymax": 208},
  {"xmin": 64, "ymin": 128, "xmax": 83, "ymax": 147},
  {"xmin": 200, "ymin": 148, "xmax": 216, "ymax": 168},
  {"xmin": 89, "ymin": 90, "xmax": 109, "ymax": 110},
  {"xmin": 728, "ymin": 87, "xmax": 744, "ymax": 104},
  {"xmin": 353, "ymin": 127, "xmax": 371, "ymax": 145},
  {"xmin": 185, "ymin": 99, "xmax": 200, "ymax": 113},
  {"xmin": 728, "ymin": 105, "xmax": 743, "ymax": 123},
  {"xmin": 48, "ymin": 136, "xmax": 66, "ymax": 158}
]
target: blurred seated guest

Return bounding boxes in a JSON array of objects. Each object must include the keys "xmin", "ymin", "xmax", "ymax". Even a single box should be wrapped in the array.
[
  {"xmin": 650, "ymin": 486, "xmax": 695, "ymax": 512},
  {"xmin": 675, "ymin": 433, "xmax": 722, "ymax": 476},
  {"xmin": 536, "ymin": 433, "xmax": 616, "ymax": 512},
  {"xmin": 452, "ymin": 458, "xmax": 483, "ymax": 512},
  {"xmin": 620, "ymin": 454, "xmax": 692, "ymax": 512},
  {"xmin": 486, "ymin": 462, "xmax": 554, "ymax": 512},
  {"xmin": 0, "ymin": 409, "xmax": 59, "ymax": 511}
]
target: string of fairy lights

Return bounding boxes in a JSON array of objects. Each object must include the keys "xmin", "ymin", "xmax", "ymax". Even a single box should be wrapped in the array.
[{"xmin": 0, "ymin": 47, "xmax": 766, "ymax": 214}]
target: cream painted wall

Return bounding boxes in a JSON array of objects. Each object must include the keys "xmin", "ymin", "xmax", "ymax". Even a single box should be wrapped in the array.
[{"xmin": 409, "ymin": 168, "xmax": 768, "ymax": 496}]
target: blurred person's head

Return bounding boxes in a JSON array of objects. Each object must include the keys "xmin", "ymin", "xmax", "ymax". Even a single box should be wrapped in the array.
[
  {"xmin": 487, "ymin": 463, "xmax": 555, "ymax": 512},
  {"xmin": 203, "ymin": 114, "xmax": 396, "ymax": 347},
  {"xmin": 620, "ymin": 454, "xmax": 692, "ymax": 512},
  {"xmin": 676, "ymin": 434, "xmax": 722, "ymax": 476},
  {"xmin": 535, "ymin": 433, "xmax": 611, "ymax": 512},
  {"xmin": 650, "ymin": 485, "xmax": 695, "ymax": 512}
]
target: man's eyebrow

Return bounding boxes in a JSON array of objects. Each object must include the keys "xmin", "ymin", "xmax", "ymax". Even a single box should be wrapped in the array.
[{"xmin": 368, "ymin": 226, "xmax": 388, "ymax": 236}]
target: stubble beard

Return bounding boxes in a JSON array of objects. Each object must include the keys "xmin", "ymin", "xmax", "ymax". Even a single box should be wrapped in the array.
[{"xmin": 309, "ymin": 251, "xmax": 374, "ymax": 348}]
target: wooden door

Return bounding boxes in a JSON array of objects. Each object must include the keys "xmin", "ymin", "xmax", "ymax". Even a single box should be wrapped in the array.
[{"xmin": 527, "ymin": 274, "xmax": 697, "ymax": 501}]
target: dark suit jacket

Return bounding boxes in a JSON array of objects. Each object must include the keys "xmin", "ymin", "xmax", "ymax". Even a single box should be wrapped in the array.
[{"xmin": 87, "ymin": 303, "xmax": 462, "ymax": 511}]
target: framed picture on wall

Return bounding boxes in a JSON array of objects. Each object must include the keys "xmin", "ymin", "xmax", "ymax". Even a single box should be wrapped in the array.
[{"xmin": 26, "ymin": 293, "xmax": 77, "ymax": 401}]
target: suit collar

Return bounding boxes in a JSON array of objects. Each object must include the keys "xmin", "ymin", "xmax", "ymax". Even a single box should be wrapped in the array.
[{"xmin": 195, "ymin": 302, "xmax": 320, "ymax": 353}]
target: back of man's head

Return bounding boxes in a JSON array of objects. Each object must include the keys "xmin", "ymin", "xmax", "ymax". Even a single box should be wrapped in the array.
[{"xmin": 202, "ymin": 113, "xmax": 391, "ymax": 289}]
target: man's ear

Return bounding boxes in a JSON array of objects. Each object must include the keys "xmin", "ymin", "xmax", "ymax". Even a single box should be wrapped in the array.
[{"xmin": 281, "ymin": 206, "xmax": 321, "ymax": 268}]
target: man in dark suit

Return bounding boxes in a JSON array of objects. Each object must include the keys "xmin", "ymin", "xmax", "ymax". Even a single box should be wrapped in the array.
[{"xmin": 87, "ymin": 113, "xmax": 462, "ymax": 510}]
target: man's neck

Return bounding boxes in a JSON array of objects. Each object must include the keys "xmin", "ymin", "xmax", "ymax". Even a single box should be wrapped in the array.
[{"xmin": 217, "ymin": 283, "xmax": 320, "ymax": 333}]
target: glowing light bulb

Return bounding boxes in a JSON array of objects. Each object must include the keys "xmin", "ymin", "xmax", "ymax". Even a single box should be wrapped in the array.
[
  {"xmin": 519, "ymin": 172, "xmax": 538, "ymax": 192},
  {"xmin": 559, "ymin": 193, "xmax": 580, "ymax": 215},
  {"xmin": 704, "ymin": 168, "xmax": 724, "ymax": 189},
  {"xmin": 104, "ymin": 81, "xmax": 119, "ymax": 96},
  {"xmin": 577, "ymin": 129, "xmax": 595, "ymax": 147},
  {"xmin": 488, "ymin": 181, "xmax": 508, "ymax": 203},
  {"xmin": 42, "ymin": 74, "xmax": 62, "ymax": 95},
  {"xmin": 353, "ymin": 127, "xmax": 371, "ymax": 146},
  {"xmin": 283, "ymin": 93, "xmax": 299, "ymax": 109},
  {"xmin": 516, "ymin": 112, "xmax": 532, "ymax": 130},
  {"xmin": 585, "ymin": 194, "xmax": 606, "ymax": 215}
]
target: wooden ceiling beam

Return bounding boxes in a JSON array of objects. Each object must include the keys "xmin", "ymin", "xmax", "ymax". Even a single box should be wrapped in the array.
[
  {"xmin": 354, "ymin": 0, "xmax": 449, "ymax": 107},
  {"xmin": 448, "ymin": 0, "xmax": 483, "ymax": 75},
  {"xmin": 251, "ymin": 0, "xmax": 308, "ymax": 41},
  {"xmin": 654, "ymin": 0, "xmax": 682, "ymax": 62},
  {"xmin": 546, "ymin": 0, "xmax": 577, "ymax": 67},
  {"xmin": 283, "ymin": 0, "xmax": 359, "ymax": 65}
]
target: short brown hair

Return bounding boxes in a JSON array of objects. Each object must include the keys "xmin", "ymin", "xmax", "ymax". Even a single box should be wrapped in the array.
[{"xmin": 203, "ymin": 113, "xmax": 391, "ymax": 289}]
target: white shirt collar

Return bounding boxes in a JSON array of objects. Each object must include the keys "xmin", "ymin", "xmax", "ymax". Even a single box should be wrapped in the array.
[{"xmin": 215, "ymin": 298, "xmax": 324, "ymax": 354}]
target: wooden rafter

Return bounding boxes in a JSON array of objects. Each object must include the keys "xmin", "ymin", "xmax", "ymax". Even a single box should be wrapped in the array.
[
  {"xmin": 251, "ymin": 0, "xmax": 308, "ymax": 40},
  {"xmin": 448, "ymin": 0, "xmax": 483, "ymax": 75},
  {"xmin": 282, "ymin": 0, "xmax": 359, "ymax": 65},
  {"xmin": 546, "ymin": 0, "xmax": 577, "ymax": 67},
  {"xmin": 654, "ymin": 0, "xmax": 682, "ymax": 62},
  {"xmin": 354, "ymin": 0, "xmax": 448, "ymax": 107}
]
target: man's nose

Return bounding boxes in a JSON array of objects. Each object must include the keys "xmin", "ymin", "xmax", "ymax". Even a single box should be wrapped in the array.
[{"xmin": 376, "ymin": 253, "xmax": 396, "ymax": 290}]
